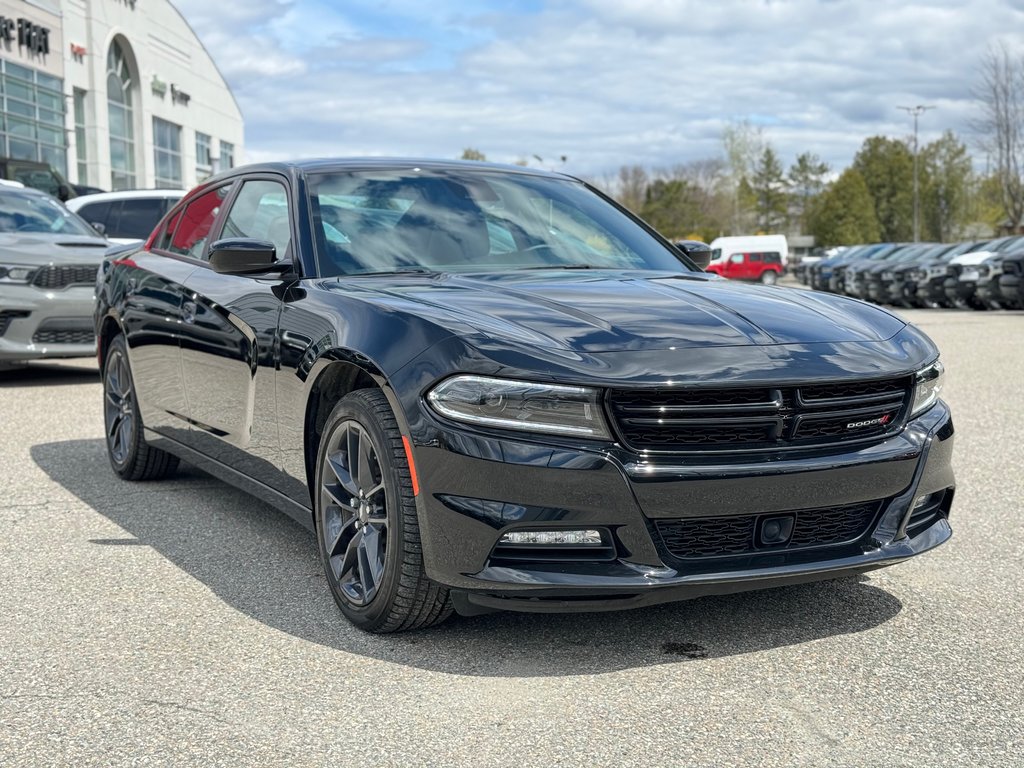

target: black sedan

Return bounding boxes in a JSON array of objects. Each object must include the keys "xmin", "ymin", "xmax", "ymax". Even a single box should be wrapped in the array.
[{"xmin": 94, "ymin": 159, "xmax": 955, "ymax": 633}]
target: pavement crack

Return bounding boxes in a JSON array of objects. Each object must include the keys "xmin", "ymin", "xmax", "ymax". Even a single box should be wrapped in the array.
[{"xmin": 140, "ymin": 698, "xmax": 231, "ymax": 725}]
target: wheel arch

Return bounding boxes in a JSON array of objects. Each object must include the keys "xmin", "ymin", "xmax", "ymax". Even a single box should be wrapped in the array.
[
  {"xmin": 97, "ymin": 312, "xmax": 125, "ymax": 368},
  {"xmin": 302, "ymin": 349, "xmax": 413, "ymax": 509}
]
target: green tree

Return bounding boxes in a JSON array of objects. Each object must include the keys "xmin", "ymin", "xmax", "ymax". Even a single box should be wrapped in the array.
[
  {"xmin": 852, "ymin": 136, "xmax": 914, "ymax": 241},
  {"xmin": 640, "ymin": 178, "xmax": 704, "ymax": 240},
  {"xmin": 788, "ymin": 152, "xmax": 830, "ymax": 233},
  {"xmin": 809, "ymin": 168, "xmax": 881, "ymax": 247},
  {"xmin": 460, "ymin": 148, "xmax": 487, "ymax": 161},
  {"xmin": 750, "ymin": 146, "xmax": 788, "ymax": 232},
  {"xmin": 920, "ymin": 131, "xmax": 973, "ymax": 242}
]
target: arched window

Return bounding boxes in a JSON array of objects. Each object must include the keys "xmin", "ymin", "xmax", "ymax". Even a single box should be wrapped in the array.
[{"xmin": 107, "ymin": 39, "xmax": 136, "ymax": 190}]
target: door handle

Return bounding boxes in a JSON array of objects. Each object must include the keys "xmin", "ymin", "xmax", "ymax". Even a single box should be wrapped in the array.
[{"xmin": 182, "ymin": 300, "xmax": 197, "ymax": 324}]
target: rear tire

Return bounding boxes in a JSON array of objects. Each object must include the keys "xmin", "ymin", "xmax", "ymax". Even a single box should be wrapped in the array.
[
  {"xmin": 315, "ymin": 388, "xmax": 452, "ymax": 633},
  {"xmin": 103, "ymin": 334, "xmax": 179, "ymax": 481},
  {"xmin": 761, "ymin": 270, "xmax": 778, "ymax": 285}
]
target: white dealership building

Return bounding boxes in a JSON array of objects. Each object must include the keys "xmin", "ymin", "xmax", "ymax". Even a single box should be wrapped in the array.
[{"xmin": 0, "ymin": 0, "xmax": 243, "ymax": 191}]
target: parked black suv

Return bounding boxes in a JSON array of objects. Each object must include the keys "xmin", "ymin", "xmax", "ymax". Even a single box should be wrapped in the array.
[
  {"xmin": 0, "ymin": 158, "xmax": 75, "ymax": 202},
  {"xmin": 95, "ymin": 159, "xmax": 955, "ymax": 632}
]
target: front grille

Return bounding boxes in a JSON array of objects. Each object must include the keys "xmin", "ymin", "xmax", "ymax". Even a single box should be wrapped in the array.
[
  {"xmin": 32, "ymin": 328, "xmax": 95, "ymax": 345},
  {"xmin": 655, "ymin": 501, "xmax": 882, "ymax": 559},
  {"xmin": 31, "ymin": 264, "xmax": 98, "ymax": 290},
  {"xmin": 608, "ymin": 378, "xmax": 911, "ymax": 453}
]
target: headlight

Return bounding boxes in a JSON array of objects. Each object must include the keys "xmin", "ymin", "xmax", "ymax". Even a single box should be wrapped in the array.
[
  {"xmin": 911, "ymin": 361, "xmax": 945, "ymax": 417},
  {"xmin": 0, "ymin": 265, "xmax": 35, "ymax": 284},
  {"xmin": 427, "ymin": 375, "xmax": 612, "ymax": 439}
]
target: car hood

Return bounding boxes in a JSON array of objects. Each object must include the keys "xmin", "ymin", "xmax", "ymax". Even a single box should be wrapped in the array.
[
  {"xmin": 335, "ymin": 270, "xmax": 907, "ymax": 352},
  {"xmin": 950, "ymin": 250, "xmax": 995, "ymax": 266},
  {"xmin": 0, "ymin": 232, "xmax": 109, "ymax": 264}
]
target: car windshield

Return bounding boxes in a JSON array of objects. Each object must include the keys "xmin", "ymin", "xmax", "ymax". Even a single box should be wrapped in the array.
[
  {"xmin": 0, "ymin": 191, "xmax": 96, "ymax": 237},
  {"xmin": 306, "ymin": 169, "xmax": 694, "ymax": 277}
]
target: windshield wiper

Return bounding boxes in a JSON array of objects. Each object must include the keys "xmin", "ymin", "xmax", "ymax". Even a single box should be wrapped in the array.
[
  {"xmin": 348, "ymin": 267, "xmax": 438, "ymax": 277},
  {"xmin": 518, "ymin": 264, "xmax": 598, "ymax": 270}
]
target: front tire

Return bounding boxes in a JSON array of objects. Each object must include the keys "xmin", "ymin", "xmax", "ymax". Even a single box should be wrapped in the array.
[
  {"xmin": 315, "ymin": 388, "xmax": 452, "ymax": 633},
  {"xmin": 103, "ymin": 334, "xmax": 179, "ymax": 480},
  {"xmin": 761, "ymin": 270, "xmax": 778, "ymax": 285}
]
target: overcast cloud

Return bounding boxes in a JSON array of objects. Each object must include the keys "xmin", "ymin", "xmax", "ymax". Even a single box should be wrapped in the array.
[{"xmin": 173, "ymin": 0, "xmax": 1024, "ymax": 178}]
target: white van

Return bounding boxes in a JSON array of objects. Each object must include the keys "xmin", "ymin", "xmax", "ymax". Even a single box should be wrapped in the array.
[{"xmin": 709, "ymin": 235, "xmax": 789, "ymax": 268}]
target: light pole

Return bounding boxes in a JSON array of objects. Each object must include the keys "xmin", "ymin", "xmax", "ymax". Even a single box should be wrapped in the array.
[{"xmin": 897, "ymin": 105, "xmax": 935, "ymax": 242}]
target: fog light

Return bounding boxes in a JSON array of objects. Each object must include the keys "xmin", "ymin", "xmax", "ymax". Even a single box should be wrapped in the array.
[
  {"xmin": 498, "ymin": 529, "xmax": 603, "ymax": 546},
  {"xmin": 758, "ymin": 515, "xmax": 795, "ymax": 547}
]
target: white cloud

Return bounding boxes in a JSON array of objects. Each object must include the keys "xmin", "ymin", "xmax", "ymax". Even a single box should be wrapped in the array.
[{"xmin": 169, "ymin": 0, "xmax": 1024, "ymax": 175}]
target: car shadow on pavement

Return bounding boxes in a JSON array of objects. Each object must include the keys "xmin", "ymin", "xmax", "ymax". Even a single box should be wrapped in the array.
[
  {"xmin": 0, "ymin": 361, "xmax": 98, "ymax": 388},
  {"xmin": 32, "ymin": 438, "xmax": 904, "ymax": 677}
]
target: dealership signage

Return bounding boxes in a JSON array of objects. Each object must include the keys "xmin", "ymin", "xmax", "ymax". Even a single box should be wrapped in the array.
[{"xmin": 0, "ymin": 17, "xmax": 51, "ymax": 55}]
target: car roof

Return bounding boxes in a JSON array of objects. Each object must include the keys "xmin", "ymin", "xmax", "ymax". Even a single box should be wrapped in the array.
[
  {"xmin": 67, "ymin": 189, "xmax": 188, "ymax": 207},
  {"xmin": 204, "ymin": 157, "xmax": 578, "ymax": 184}
]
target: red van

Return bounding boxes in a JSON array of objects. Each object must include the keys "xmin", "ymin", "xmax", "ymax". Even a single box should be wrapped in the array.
[{"xmin": 706, "ymin": 251, "xmax": 785, "ymax": 284}]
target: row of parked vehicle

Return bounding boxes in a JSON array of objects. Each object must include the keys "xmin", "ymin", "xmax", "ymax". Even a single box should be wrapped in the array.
[{"xmin": 795, "ymin": 237, "xmax": 1024, "ymax": 310}]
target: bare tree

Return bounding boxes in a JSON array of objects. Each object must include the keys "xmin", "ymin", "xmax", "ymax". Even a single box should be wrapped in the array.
[
  {"xmin": 975, "ymin": 43, "xmax": 1024, "ymax": 232},
  {"xmin": 722, "ymin": 120, "xmax": 765, "ymax": 233},
  {"xmin": 615, "ymin": 164, "xmax": 649, "ymax": 213}
]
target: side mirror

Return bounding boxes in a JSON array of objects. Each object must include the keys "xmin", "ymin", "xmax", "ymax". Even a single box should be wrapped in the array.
[
  {"xmin": 675, "ymin": 240, "xmax": 713, "ymax": 270},
  {"xmin": 90, "ymin": 221, "xmax": 106, "ymax": 235},
  {"xmin": 57, "ymin": 184, "xmax": 71, "ymax": 202},
  {"xmin": 209, "ymin": 238, "xmax": 289, "ymax": 275}
]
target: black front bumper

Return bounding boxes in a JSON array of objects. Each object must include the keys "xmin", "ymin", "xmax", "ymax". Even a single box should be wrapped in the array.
[{"xmin": 412, "ymin": 402, "xmax": 955, "ymax": 613}]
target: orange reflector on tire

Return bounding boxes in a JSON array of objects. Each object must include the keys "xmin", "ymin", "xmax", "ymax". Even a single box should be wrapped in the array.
[{"xmin": 401, "ymin": 435, "xmax": 420, "ymax": 496}]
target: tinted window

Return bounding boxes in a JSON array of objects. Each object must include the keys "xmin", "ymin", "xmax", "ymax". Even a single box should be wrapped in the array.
[
  {"xmin": 165, "ymin": 185, "xmax": 231, "ymax": 260},
  {"xmin": 307, "ymin": 170, "xmax": 693, "ymax": 277},
  {"xmin": 220, "ymin": 180, "xmax": 291, "ymax": 259},
  {"xmin": 76, "ymin": 201, "xmax": 112, "ymax": 228},
  {"xmin": 110, "ymin": 198, "xmax": 168, "ymax": 240},
  {"xmin": 750, "ymin": 253, "xmax": 763, "ymax": 262}
]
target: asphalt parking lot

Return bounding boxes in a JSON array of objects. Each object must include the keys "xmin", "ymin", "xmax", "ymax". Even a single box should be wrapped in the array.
[{"xmin": 1, "ymin": 307, "xmax": 1022, "ymax": 767}]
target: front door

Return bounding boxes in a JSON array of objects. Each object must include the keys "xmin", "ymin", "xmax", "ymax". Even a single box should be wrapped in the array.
[{"xmin": 177, "ymin": 177, "xmax": 295, "ymax": 486}]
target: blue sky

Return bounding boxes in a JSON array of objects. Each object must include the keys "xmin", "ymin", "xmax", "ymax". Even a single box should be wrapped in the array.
[{"xmin": 174, "ymin": 0, "xmax": 1024, "ymax": 180}]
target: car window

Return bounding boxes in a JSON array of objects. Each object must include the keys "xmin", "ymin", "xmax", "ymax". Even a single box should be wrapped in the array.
[
  {"xmin": 111, "ymin": 198, "xmax": 168, "ymax": 240},
  {"xmin": 165, "ymin": 185, "xmax": 232, "ymax": 260},
  {"xmin": 220, "ymin": 180, "xmax": 291, "ymax": 259},
  {"xmin": 0, "ymin": 190, "xmax": 96, "ymax": 236},
  {"xmin": 76, "ymin": 201, "xmax": 112, "ymax": 229},
  {"xmin": 306, "ymin": 169, "xmax": 693, "ymax": 276},
  {"xmin": 730, "ymin": 254, "xmax": 744, "ymax": 264},
  {"xmin": 750, "ymin": 253, "xmax": 763, "ymax": 262}
]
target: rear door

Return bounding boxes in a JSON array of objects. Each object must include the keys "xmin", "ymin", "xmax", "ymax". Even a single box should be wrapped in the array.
[
  {"xmin": 119, "ymin": 187, "xmax": 231, "ymax": 442},
  {"xmin": 177, "ymin": 176, "xmax": 294, "ymax": 484}
]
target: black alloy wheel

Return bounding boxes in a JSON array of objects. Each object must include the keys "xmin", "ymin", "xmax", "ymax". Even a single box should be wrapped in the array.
[
  {"xmin": 320, "ymin": 419, "xmax": 389, "ymax": 606},
  {"xmin": 314, "ymin": 389, "xmax": 451, "ymax": 633},
  {"xmin": 102, "ymin": 334, "xmax": 178, "ymax": 480}
]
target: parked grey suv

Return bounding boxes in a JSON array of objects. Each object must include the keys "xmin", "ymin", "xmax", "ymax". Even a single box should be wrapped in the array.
[{"xmin": 0, "ymin": 184, "xmax": 108, "ymax": 368}]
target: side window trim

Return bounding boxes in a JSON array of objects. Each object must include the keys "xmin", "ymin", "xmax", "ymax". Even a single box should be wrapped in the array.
[{"xmin": 210, "ymin": 172, "xmax": 297, "ymax": 273}]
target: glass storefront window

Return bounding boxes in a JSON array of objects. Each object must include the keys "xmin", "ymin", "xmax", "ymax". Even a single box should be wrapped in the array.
[
  {"xmin": 107, "ymin": 40, "xmax": 137, "ymax": 190},
  {"xmin": 195, "ymin": 131, "xmax": 212, "ymax": 180},
  {"xmin": 154, "ymin": 117, "xmax": 182, "ymax": 188},
  {"xmin": 74, "ymin": 89, "xmax": 88, "ymax": 185},
  {"xmin": 0, "ymin": 60, "xmax": 68, "ymax": 175}
]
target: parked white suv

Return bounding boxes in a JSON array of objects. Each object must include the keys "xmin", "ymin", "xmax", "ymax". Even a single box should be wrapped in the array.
[{"xmin": 67, "ymin": 189, "xmax": 185, "ymax": 244}]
